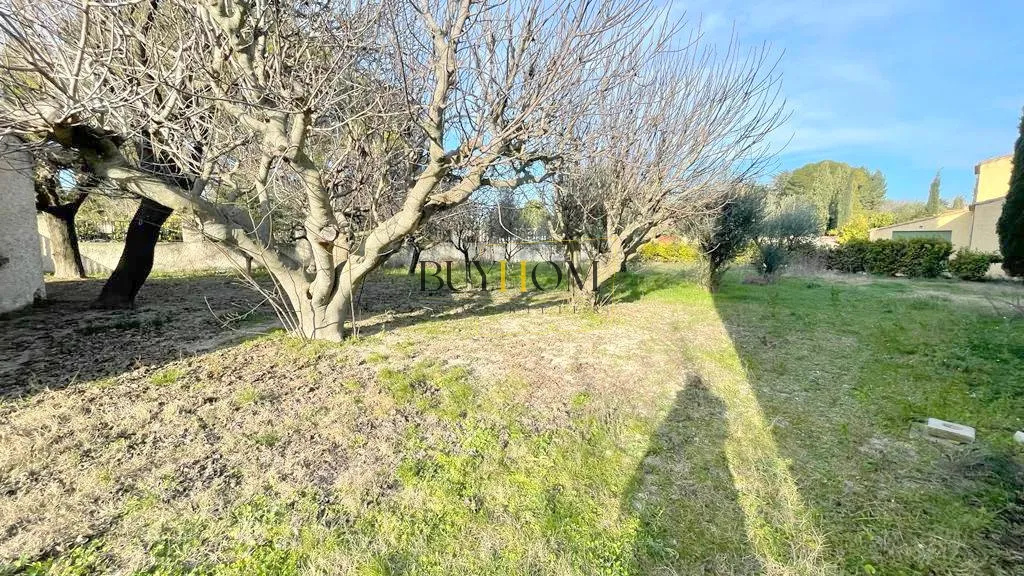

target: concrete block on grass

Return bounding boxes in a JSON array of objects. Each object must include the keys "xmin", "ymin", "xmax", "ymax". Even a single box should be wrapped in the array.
[{"xmin": 926, "ymin": 418, "xmax": 975, "ymax": 443}]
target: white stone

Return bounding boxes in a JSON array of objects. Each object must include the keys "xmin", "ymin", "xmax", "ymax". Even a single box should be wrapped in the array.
[
  {"xmin": 1014, "ymin": 431, "xmax": 1024, "ymax": 444},
  {"xmin": 926, "ymin": 418, "xmax": 975, "ymax": 443}
]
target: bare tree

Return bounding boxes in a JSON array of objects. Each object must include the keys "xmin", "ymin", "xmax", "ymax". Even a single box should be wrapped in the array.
[
  {"xmin": 485, "ymin": 188, "xmax": 527, "ymax": 262},
  {"xmin": 547, "ymin": 32, "xmax": 786, "ymax": 299},
  {"xmin": 25, "ymin": 137, "xmax": 175, "ymax": 297},
  {"xmin": 2, "ymin": 0, "xmax": 669, "ymax": 339},
  {"xmin": 405, "ymin": 218, "xmax": 445, "ymax": 276},
  {"xmin": 546, "ymin": 170, "xmax": 608, "ymax": 267},
  {"xmin": 443, "ymin": 201, "xmax": 485, "ymax": 283}
]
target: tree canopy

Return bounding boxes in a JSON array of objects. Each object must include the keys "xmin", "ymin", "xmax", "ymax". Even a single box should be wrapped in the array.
[
  {"xmin": 774, "ymin": 161, "xmax": 886, "ymax": 230},
  {"xmin": 1, "ymin": 0, "xmax": 783, "ymax": 339}
]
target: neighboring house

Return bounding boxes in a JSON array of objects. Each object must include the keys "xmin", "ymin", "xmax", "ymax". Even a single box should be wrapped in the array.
[{"xmin": 869, "ymin": 154, "xmax": 1011, "ymax": 276}]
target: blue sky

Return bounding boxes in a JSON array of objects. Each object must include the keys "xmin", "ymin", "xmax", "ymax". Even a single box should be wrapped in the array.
[{"xmin": 675, "ymin": 0, "xmax": 1024, "ymax": 202}]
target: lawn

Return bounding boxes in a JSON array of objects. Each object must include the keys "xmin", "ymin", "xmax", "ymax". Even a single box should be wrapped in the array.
[{"xmin": 1, "ymin": 266, "xmax": 1021, "ymax": 575}]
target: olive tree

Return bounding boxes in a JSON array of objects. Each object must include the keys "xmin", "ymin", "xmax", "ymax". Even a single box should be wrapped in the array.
[
  {"xmin": 754, "ymin": 199, "xmax": 822, "ymax": 279},
  {"xmin": 757, "ymin": 200, "xmax": 819, "ymax": 278},
  {"xmin": 688, "ymin": 187, "xmax": 766, "ymax": 292}
]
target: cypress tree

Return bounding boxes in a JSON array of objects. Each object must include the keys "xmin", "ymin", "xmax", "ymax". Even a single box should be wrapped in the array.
[
  {"xmin": 926, "ymin": 171, "xmax": 942, "ymax": 215},
  {"xmin": 836, "ymin": 178, "xmax": 856, "ymax": 228},
  {"xmin": 998, "ymin": 111, "xmax": 1024, "ymax": 277}
]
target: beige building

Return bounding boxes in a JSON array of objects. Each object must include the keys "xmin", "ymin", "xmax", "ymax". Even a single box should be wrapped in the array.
[{"xmin": 870, "ymin": 154, "xmax": 1012, "ymax": 275}]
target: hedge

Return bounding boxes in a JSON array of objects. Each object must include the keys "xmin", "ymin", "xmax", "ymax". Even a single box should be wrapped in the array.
[
  {"xmin": 827, "ymin": 239, "xmax": 871, "ymax": 273},
  {"xmin": 948, "ymin": 248, "xmax": 1002, "ymax": 281},
  {"xmin": 827, "ymin": 238, "xmax": 952, "ymax": 278}
]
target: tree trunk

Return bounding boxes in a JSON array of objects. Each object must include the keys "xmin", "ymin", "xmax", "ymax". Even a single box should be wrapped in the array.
[
  {"xmin": 289, "ymin": 274, "xmax": 355, "ymax": 341},
  {"xmin": 95, "ymin": 197, "xmax": 172, "ymax": 308},
  {"xmin": 407, "ymin": 245, "xmax": 421, "ymax": 275},
  {"xmin": 578, "ymin": 242, "xmax": 628, "ymax": 305},
  {"xmin": 564, "ymin": 242, "xmax": 580, "ymax": 269},
  {"xmin": 463, "ymin": 251, "xmax": 472, "ymax": 284},
  {"xmin": 41, "ymin": 209, "xmax": 86, "ymax": 279}
]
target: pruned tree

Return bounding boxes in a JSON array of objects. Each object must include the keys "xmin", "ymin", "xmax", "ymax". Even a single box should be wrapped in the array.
[
  {"xmin": 2, "ymin": 0, "xmax": 666, "ymax": 339},
  {"xmin": 548, "ymin": 32, "xmax": 785, "ymax": 299},
  {"xmin": 546, "ymin": 170, "xmax": 608, "ymax": 267}
]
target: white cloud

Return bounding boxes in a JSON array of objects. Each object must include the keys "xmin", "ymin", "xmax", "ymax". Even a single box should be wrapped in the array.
[{"xmin": 774, "ymin": 124, "xmax": 908, "ymax": 155}]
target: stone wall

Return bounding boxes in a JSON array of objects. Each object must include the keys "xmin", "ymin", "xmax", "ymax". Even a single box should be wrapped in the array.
[
  {"xmin": 386, "ymin": 243, "xmax": 563, "ymax": 271},
  {"xmin": 39, "ymin": 237, "xmax": 255, "ymax": 276},
  {"xmin": 0, "ymin": 138, "xmax": 45, "ymax": 314},
  {"xmin": 38, "ymin": 230, "xmax": 566, "ymax": 279}
]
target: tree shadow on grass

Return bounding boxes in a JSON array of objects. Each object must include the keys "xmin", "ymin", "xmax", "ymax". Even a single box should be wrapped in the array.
[
  {"xmin": 352, "ymin": 261, "xmax": 702, "ymax": 334},
  {"xmin": 351, "ymin": 266, "xmax": 573, "ymax": 334},
  {"xmin": 622, "ymin": 373, "xmax": 761, "ymax": 574},
  {"xmin": 604, "ymin": 264, "xmax": 700, "ymax": 304},
  {"xmin": 0, "ymin": 262, "xmax": 678, "ymax": 402},
  {"xmin": 0, "ymin": 274, "xmax": 276, "ymax": 400},
  {"xmin": 708, "ymin": 274, "xmax": 1024, "ymax": 573},
  {"xmin": 0, "ymin": 269, "xmax": 566, "ymax": 400}
]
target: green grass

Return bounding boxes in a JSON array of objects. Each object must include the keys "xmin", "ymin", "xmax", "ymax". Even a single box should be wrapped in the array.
[
  {"xmin": 5, "ymin": 267, "xmax": 1022, "ymax": 575},
  {"xmin": 149, "ymin": 367, "xmax": 184, "ymax": 386},
  {"xmin": 707, "ymin": 273, "xmax": 1023, "ymax": 574}
]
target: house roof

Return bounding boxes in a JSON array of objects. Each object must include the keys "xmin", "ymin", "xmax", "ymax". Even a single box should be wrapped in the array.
[
  {"xmin": 868, "ymin": 208, "xmax": 970, "ymax": 232},
  {"xmin": 974, "ymin": 153, "xmax": 1013, "ymax": 172},
  {"xmin": 972, "ymin": 196, "xmax": 1007, "ymax": 208}
]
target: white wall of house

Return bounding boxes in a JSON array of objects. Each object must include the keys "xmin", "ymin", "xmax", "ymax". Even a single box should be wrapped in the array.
[{"xmin": 0, "ymin": 137, "xmax": 45, "ymax": 313}]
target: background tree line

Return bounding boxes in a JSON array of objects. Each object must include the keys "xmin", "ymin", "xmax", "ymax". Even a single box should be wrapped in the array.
[{"xmin": 771, "ymin": 160, "xmax": 970, "ymax": 241}]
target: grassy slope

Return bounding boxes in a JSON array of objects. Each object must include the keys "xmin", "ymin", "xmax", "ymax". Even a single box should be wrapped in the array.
[{"xmin": 3, "ymin": 269, "xmax": 1022, "ymax": 575}]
